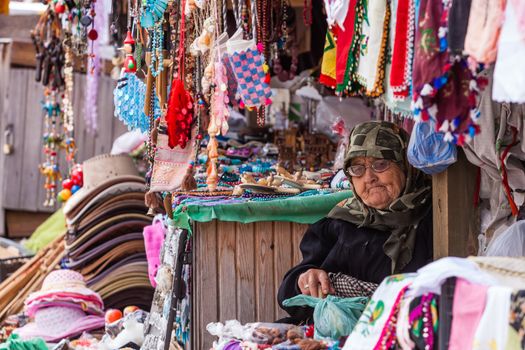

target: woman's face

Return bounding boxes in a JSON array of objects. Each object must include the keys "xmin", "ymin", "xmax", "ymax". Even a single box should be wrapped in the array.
[{"xmin": 350, "ymin": 156, "xmax": 406, "ymax": 210}]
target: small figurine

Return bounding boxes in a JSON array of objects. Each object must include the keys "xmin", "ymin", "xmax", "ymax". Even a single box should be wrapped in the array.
[{"xmin": 123, "ymin": 30, "xmax": 137, "ymax": 73}]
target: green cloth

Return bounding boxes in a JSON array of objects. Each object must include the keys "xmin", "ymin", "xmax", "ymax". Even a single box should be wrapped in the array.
[
  {"xmin": 0, "ymin": 334, "xmax": 48, "ymax": 350},
  {"xmin": 173, "ymin": 191, "xmax": 353, "ymax": 231},
  {"xmin": 23, "ymin": 209, "xmax": 66, "ymax": 253}
]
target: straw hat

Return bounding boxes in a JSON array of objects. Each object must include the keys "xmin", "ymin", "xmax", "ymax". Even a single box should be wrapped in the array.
[{"xmin": 63, "ymin": 154, "xmax": 144, "ymax": 218}]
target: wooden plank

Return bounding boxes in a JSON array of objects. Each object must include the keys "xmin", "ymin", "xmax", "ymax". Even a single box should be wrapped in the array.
[
  {"xmin": 235, "ymin": 222, "xmax": 256, "ymax": 324},
  {"xmin": 254, "ymin": 221, "xmax": 274, "ymax": 322},
  {"xmin": 432, "ymin": 149, "xmax": 479, "ymax": 259},
  {"xmin": 273, "ymin": 221, "xmax": 292, "ymax": 320},
  {"xmin": 20, "ymin": 70, "xmax": 46, "ymax": 211},
  {"xmin": 192, "ymin": 224, "xmax": 200, "ymax": 350},
  {"xmin": 84, "ymin": 73, "xmax": 97, "ymax": 158},
  {"xmin": 196, "ymin": 220, "xmax": 218, "ymax": 350},
  {"xmin": 217, "ymin": 221, "xmax": 237, "ymax": 321},
  {"xmin": 94, "ymin": 75, "xmax": 116, "ymax": 155},
  {"xmin": 292, "ymin": 223, "xmax": 307, "ymax": 265},
  {"xmin": 0, "ymin": 41, "xmax": 12, "ymax": 235},
  {"xmin": 3, "ymin": 69, "xmax": 29, "ymax": 209}
]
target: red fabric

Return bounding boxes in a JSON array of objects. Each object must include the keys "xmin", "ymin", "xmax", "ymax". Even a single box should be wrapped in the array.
[
  {"xmin": 335, "ymin": 0, "xmax": 358, "ymax": 86},
  {"xmin": 319, "ymin": 74, "xmax": 337, "ymax": 87},
  {"xmin": 390, "ymin": 0, "xmax": 410, "ymax": 97}
]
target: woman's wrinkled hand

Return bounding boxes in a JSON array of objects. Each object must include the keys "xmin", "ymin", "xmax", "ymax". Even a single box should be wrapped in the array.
[{"xmin": 297, "ymin": 268, "xmax": 335, "ymax": 298}]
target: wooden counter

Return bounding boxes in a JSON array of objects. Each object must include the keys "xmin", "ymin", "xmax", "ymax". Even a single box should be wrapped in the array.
[{"xmin": 192, "ymin": 220, "xmax": 307, "ymax": 349}]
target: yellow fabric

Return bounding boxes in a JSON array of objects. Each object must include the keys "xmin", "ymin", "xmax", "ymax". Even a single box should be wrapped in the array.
[
  {"xmin": 320, "ymin": 30, "xmax": 337, "ymax": 86},
  {"xmin": 23, "ymin": 209, "xmax": 66, "ymax": 253}
]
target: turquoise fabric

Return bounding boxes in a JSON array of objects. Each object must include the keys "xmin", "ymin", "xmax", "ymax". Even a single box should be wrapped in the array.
[{"xmin": 0, "ymin": 334, "xmax": 48, "ymax": 350}]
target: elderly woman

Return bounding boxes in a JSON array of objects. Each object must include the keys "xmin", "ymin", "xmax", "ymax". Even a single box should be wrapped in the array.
[{"xmin": 278, "ymin": 121, "xmax": 433, "ymax": 323}]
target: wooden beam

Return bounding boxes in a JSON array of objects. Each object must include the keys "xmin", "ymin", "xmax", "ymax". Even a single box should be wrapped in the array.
[{"xmin": 432, "ymin": 148, "xmax": 479, "ymax": 259}]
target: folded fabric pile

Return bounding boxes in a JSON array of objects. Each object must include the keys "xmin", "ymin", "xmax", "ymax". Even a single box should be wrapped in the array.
[
  {"xmin": 62, "ymin": 154, "xmax": 154, "ymax": 310},
  {"xmin": 14, "ymin": 270, "xmax": 104, "ymax": 343}
]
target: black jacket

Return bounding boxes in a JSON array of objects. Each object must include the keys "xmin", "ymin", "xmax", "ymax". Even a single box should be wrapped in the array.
[{"xmin": 277, "ymin": 210, "xmax": 433, "ymax": 323}]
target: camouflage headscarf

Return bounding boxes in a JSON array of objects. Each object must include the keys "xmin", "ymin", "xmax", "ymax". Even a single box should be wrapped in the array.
[{"xmin": 328, "ymin": 121, "xmax": 431, "ymax": 274}]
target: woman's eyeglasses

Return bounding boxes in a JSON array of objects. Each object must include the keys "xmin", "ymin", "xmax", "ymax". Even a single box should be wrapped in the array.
[{"xmin": 347, "ymin": 159, "xmax": 393, "ymax": 177}]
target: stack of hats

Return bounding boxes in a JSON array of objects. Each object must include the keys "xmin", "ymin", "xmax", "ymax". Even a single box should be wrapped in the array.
[
  {"xmin": 14, "ymin": 270, "xmax": 105, "ymax": 342},
  {"xmin": 62, "ymin": 154, "xmax": 154, "ymax": 310}
]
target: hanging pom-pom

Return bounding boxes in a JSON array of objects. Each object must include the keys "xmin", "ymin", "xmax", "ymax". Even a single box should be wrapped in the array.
[
  {"xmin": 443, "ymin": 131, "xmax": 454, "ymax": 143},
  {"xmin": 468, "ymin": 125, "xmax": 476, "ymax": 138},
  {"xmin": 456, "ymin": 133, "xmax": 465, "ymax": 146},
  {"xmin": 257, "ymin": 42, "xmax": 264, "ymax": 53},
  {"xmin": 420, "ymin": 84, "xmax": 434, "ymax": 96},
  {"xmin": 451, "ymin": 117, "xmax": 461, "ymax": 131},
  {"xmin": 439, "ymin": 120, "xmax": 450, "ymax": 133},
  {"xmin": 421, "ymin": 109, "xmax": 430, "ymax": 122},
  {"xmin": 428, "ymin": 105, "xmax": 438, "ymax": 118},
  {"xmin": 265, "ymin": 98, "xmax": 272, "ymax": 106},
  {"xmin": 262, "ymin": 64, "xmax": 269, "ymax": 74}
]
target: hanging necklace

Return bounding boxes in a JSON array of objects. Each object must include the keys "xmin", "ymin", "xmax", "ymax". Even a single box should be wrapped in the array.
[{"xmin": 148, "ymin": 21, "xmax": 165, "ymax": 77}]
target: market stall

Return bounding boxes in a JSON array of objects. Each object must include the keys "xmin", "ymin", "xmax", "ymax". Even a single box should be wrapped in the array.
[{"xmin": 0, "ymin": 0, "xmax": 525, "ymax": 348}]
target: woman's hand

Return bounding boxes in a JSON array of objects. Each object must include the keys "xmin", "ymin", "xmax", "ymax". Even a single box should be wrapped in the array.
[{"xmin": 297, "ymin": 269, "xmax": 335, "ymax": 298}]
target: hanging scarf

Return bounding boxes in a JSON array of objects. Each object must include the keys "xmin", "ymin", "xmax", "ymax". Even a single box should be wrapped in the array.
[
  {"xmin": 320, "ymin": 29, "xmax": 337, "ymax": 88},
  {"xmin": 447, "ymin": 0, "xmax": 471, "ymax": 54},
  {"xmin": 328, "ymin": 121, "xmax": 431, "ymax": 273},
  {"xmin": 412, "ymin": 0, "xmax": 483, "ymax": 145},
  {"xmin": 335, "ymin": 0, "xmax": 361, "ymax": 92},
  {"xmin": 464, "ymin": 0, "xmax": 505, "ymax": 64},
  {"xmin": 355, "ymin": 0, "xmax": 390, "ymax": 97},
  {"xmin": 389, "ymin": 0, "xmax": 415, "ymax": 99},
  {"xmin": 335, "ymin": 0, "xmax": 357, "ymax": 85},
  {"xmin": 382, "ymin": 0, "xmax": 412, "ymax": 116}
]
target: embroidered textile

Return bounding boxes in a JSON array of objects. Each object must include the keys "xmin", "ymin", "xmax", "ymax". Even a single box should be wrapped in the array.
[
  {"xmin": 320, "ymin": 30, "xmax": 337, "ymax": 88},
  {"xmin": 344, "ymin": 274, "xmax": 416, "ymax": 350},
  {"xmin": 389, "ymin": 0, "xmax": 415, "ymax": 99}
]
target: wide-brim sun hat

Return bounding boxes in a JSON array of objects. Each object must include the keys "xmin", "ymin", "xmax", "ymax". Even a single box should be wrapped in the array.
[
  {"xmin": 63, "ymin": 154, "xmax": 144, "ymax": 219},
  {"xmin": 24, "ymin": 269, "xmax": 103, "ymax": 309},
  {"xmin": 14, "ymin": 306, "xmax": 104, "ymax": 342}
]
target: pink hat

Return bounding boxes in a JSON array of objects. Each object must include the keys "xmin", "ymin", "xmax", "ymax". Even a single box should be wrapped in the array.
[
  {"xmin": 25, "ymin": 270, "xmax": 103, "ymax": 309},
  {"xmin": 14, "ymin": 306, "xmax": 104, "ymax": 342}
]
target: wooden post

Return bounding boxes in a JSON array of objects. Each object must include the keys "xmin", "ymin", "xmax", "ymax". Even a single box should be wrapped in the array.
[{"xmin": 432, "ymin": 148, "xmax": 479, "ymax": 259}]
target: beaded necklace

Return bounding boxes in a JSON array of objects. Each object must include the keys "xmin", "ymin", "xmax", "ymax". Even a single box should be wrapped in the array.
[{"xmin": 148, "ymin": 21, "xmax": 165, "ymax": 77}]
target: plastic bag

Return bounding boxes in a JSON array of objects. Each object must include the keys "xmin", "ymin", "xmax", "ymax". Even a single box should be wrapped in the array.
[
  {"xmin": 207, "ymin": 321, "xmax": 302, "ymax": 346},
  {"xmin": 407, "ymin": 120, "xmax": 457, "ymax": 175},
  {"xmin": 485, "ymin": 220, "xmax": 525, "ymax": 256},
  {"xmin": 282, "ymin": 295, "xmax": 368, "ymax": 339}
]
